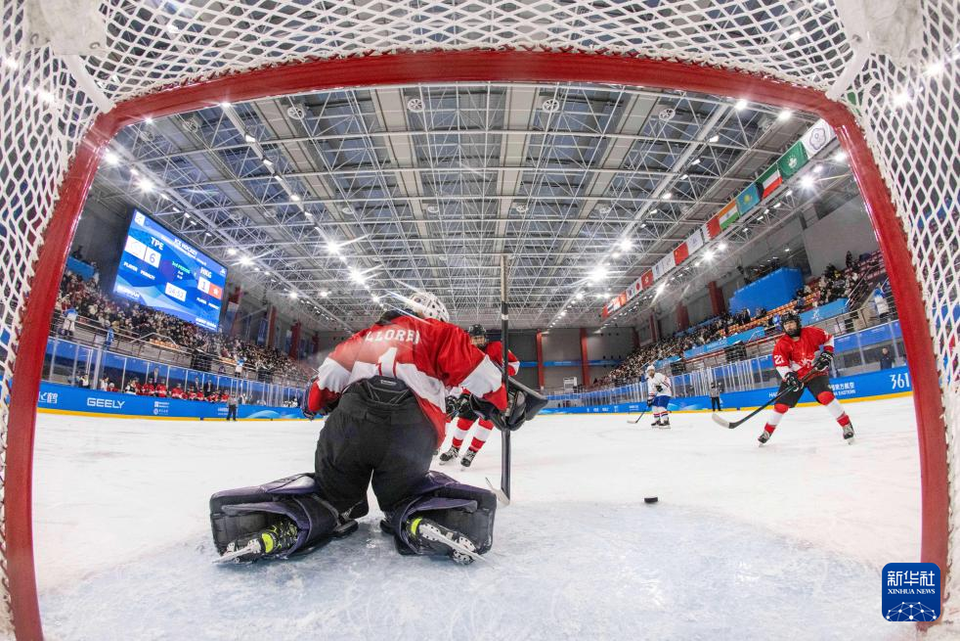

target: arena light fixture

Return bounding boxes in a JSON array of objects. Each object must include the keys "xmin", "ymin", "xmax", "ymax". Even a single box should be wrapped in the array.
[
  {"xmin": 290, "ymin": 194, "xmax": 301, "ymax": 202},
  {"xmin": 800, "ymin": 174, "xmax": 816, "ymax": 189},
  {"xmin": 319, "ymin": 290, "xmax": 330, "ymax": 298},
  {"xmin": 262, "ymin": 158, "xmax": 273, "ymax": 167},
  {"xmin": 777, "ymin": 109, "xmax": 793, "ymax": 121},
  {"xmin": 239, "ymin": 256, "xmax": 253, "ymax": 266},
  {"xmin": 137, "ymin": 178, "xmax": 154, "ymax": 192},
  {"xmin": 734, "ymin": 98, "xmax": 748, "ymax": 110},
  {"xmin": 103, "ymin": 151, "xmax": 119, "ymax": 166},
  {"xmin": 589, "ymin": 265, "xmax": 608, "ymax": 282},
  {"xmin": 833, "ymin": 151, "xmax": 848, "ymax": 163},
  {"xmin": 144, "ymin": 116, "xmax": 154, "ymax": 124},
  {"xmin": 289, "ymin": 292, "xmax": 298, "ymax": 300},
  {"xmin": 708, "ymin": 134, "xmax": 720, "ymax": 143},
  {"xmin": 244, "ymin": 133, "xmax": 256, "ymax": 143},
  {"xmin": 227, "ymin": 248, "xmax": 237, "ymax": 256},
  {"xmin": 349, "ymin": 267, "xmax": 366, "ymax": 284},
  {"xmin": 619, "ymin": 239, "xmax": 633, "ymax": 251}
]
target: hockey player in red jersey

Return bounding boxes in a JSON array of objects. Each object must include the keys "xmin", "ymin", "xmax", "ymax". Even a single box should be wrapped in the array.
[
  {"xmin": 439, "ymin": 324, "xmax": 520, "ymax": 468},
  {"xmin": 758, "ymin": 312, "xmax": 854, "ymax": 445},
  {"xmin": 211, "ymin": 291, "xmax": 545, "ymax": 566}
]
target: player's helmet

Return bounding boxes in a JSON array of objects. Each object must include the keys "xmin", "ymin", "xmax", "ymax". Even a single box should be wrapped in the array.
[
  {"xmin": 468, "ymin": 324, "xmax": 485, "ymax": 337},
  {"xmin": 646, "ymin": 364, "xmax": 656, "ymax": 374},
  {"xmin": 406, "ymin": 290, "xmax": 450, "ymax": 323},
  {"xmin": 780, "ymin": 311, "xmax": 802, "ymax": 338}
]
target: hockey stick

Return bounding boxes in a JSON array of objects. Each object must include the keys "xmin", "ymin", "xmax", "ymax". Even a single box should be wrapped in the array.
[
  {"xmin": 711, "ymin": 369, "xmax": 823, "ymax": 430},
  {"xmin": 486, "ymin": 477, "xmax": 511, "ymax": 506},
  {"xmin": 626, "ymin": 410, "xmax": 648, "ymax": 425}
]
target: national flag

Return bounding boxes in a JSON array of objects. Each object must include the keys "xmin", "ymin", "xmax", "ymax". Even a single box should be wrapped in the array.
[
  {"xmin": 757, "ymin": 163, "xmax": 782, "ymax": 199},
  {"xmin": 800, "ymin": 119, "xmax": 835, "ymax": 158},
  {"xmin": 716, "ymin": 200, "xmax": 738, "ymax": 231},
  {"xmin": 705, "ymin": 215, "xmax": 721, "ymax": 239},
  {"xmin": 778, "ymin": 140, "xmax": 808, "ymax": 179},
  {"xmin": 673, "ymin": 242, "xmax": 690, "ymax": 266},
  {"xmin": 686, "ymin": 228, "xmax": 705, "ymax": 254},
  {"xmin": 641, "ymin": 270, "xmax": 654, "ymax": 289},
  {"xmin": 735, "ymin": 182, "xmax": 760, "ymax": 215}
]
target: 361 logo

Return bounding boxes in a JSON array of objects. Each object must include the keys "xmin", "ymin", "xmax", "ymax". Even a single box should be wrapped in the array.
[{"xmin": 882, "ymin": 563, "xmax": 940, "ymax": 622}]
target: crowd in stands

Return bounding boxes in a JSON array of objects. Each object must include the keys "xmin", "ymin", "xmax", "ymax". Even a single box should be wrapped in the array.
[
  {"xmin": 55, "ymin": 270, "xmax": 313, "ymax": 383},
  {"xmin": 592, "ymin": 251, "xmax": 885, "ymax": 388}
]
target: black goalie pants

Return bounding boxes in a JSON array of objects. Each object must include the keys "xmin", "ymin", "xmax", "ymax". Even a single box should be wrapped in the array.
[{"xmin": 314, "ymin": 384, "xmax": 437, "ymax": 518}]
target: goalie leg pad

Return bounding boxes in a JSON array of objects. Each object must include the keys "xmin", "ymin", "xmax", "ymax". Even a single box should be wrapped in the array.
[
  {"xmin": 210, "ymin": 473, "xmax": 357, "ymax": 559},
  {"xmin": 382, "ymin": 471, "xmax": 497, "ymax": 557}
]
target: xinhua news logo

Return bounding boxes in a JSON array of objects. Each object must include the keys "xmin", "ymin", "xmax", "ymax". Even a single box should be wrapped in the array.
[{"xmin": 882, "ymin": 563, "xmax": 940, "ymax": 622}]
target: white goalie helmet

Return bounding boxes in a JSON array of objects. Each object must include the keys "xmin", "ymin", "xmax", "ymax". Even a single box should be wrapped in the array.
[
  {"xmin": 646, "ymin": 364, "xmax": 656, "ymax": 374},
  {"xmin": 407, "ymin": 290, "xmax": 450, "ymax": 323}
]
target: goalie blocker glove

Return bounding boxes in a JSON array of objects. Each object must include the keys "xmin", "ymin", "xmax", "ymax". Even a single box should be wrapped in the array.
[{"xmin": 466, "ymin": 377, "xmax": 548, "ymax": 432}]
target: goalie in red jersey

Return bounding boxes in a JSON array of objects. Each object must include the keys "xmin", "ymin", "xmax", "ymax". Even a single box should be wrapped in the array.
[{"xmin": 758, "ymin": 311, "xmax": 854, "ymax": 445}]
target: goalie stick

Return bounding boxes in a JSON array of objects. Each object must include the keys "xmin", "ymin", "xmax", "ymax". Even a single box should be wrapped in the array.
[{"xmin": 711, "ymin": 369, "xmax": 823, "ymax": 430}]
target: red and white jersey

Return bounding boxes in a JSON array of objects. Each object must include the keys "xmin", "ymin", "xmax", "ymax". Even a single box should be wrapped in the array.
[
  {"xmin": 483, "ymin": 340, "xmax": 520, "ymax": 376},
  {"xmin": 311, "ymin": 314, "xmax": 507, "ymax": 441},
  {"xmin": 773, "ymin": 326, "xmax": 834, "ymax": 380}
]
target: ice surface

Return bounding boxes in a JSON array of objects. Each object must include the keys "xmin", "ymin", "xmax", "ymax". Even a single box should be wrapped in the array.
[{"xmin": 34, "ymin": 398, "xmax": 921, "ymax": 640}]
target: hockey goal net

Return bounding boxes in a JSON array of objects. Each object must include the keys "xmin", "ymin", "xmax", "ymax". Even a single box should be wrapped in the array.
[{"xmin": 1, "ymin": 1, "xmax": 957, "ymax": 637}]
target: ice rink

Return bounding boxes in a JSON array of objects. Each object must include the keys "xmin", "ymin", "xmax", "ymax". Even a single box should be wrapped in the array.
[{"xmin": 34, "ymin": 397, "xmax": 920, "ymax": 640}]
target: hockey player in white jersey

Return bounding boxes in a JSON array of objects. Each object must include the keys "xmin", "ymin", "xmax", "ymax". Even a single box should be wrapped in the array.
[{"xmin": 646, "ymin": 364, "xmax": 673, "ymax": 428}]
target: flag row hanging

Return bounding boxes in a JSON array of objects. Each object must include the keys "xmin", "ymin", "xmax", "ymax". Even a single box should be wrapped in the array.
[{"xmin": 601, "ymin": 119, "xmax": 836, "ymax": 319}]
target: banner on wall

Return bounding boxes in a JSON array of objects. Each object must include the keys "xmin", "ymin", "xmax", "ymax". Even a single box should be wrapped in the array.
[
  {"xmin": 544, "ymin": 366, "xmax": 912, "ymax": 414},
  {"xmin": 37, "ymin": 382, "xmax": 305, "ymax": 420}
]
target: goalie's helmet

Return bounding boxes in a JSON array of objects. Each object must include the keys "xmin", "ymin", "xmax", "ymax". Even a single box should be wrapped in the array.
[
  {"xmin": 646, "ymin": 364, "xmax": 656, "ymax": 375},
  {"xmin": 406, "ymin": 290, "xmax": 450, "ymax": 323}
]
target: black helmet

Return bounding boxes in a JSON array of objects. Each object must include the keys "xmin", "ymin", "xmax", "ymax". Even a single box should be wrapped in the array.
[
  {"xmin": 468, "ymin": 324, "xmax": 486, "ymax": 337},
  {"xmin": 780, "ymin": 311, "xmax": 802, "ymax": 338}
]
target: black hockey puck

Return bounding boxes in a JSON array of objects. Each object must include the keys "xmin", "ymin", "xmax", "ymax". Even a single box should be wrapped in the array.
[{"xmin": 644, "ymin": 496, "xmax": 658, "ymax": 504}]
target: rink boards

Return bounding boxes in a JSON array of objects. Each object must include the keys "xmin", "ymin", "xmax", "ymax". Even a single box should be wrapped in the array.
[
  {"xmin": 543, "ymin": 366, "xmax": 913, "ymax": 415},
  {"xmin": 35, "ymin": 382, "xmax": 305, "ymax": 420}
]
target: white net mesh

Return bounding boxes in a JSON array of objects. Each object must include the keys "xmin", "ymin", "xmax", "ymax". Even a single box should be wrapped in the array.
[{"xmin": 1, "ymin": 0, "xmax": 957, "ymax": 635}]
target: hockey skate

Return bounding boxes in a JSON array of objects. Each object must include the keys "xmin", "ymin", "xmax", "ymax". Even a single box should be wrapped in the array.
[
  {"xmin": 758, "ymin": 430, "xmax": 773, "ymax": 446},
  {"xmin": 219, "ymin": 518, "xmax": 299, "ymax": 563},
  {"xmin": 658, "ymin": 416, "xmax": 671, "ymax": 429},
  {"xmin": 460, "ymin": 449, "xmax": 477, "ymax": 468},
  {"xmin": 842, "ymin": 422, "xmax": 855, "ymax": 443},
  {"xmin": 405, "ymin": 516, "xmax": 482, "ymax": 565},
  {"xmin": 651, "ymin": 417, "xmax": 661, "ymax": 428},
  {"xmin": 438, "ymin": 446, "xmax": 459, "ymax": 465}
]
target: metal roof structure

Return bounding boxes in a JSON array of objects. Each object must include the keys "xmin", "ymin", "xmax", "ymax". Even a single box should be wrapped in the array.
[{"xmin": 84, "ymin": 81, "xmax": 857, "ymax": 331}]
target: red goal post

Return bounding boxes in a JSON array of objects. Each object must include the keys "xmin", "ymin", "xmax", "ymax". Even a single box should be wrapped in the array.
[{"xmin": 3, "ymin": 8, "xmax": 956, "ymax": 641}]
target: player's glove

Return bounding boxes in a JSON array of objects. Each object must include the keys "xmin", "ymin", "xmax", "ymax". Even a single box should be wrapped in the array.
[
  {"xmin": 783, "ymin": 371, "xmax": 803, "ymax": 393},
  {"xmin": 813, "ymin": 350, "xmax": 834, "ymax": 371},
  {"xmin": 456, "ymin": 392, "xmax": 477, "ymax": 420},
  {"xmin": 444, "ymin": 395, "xmax": 460, "ymax": 421}
]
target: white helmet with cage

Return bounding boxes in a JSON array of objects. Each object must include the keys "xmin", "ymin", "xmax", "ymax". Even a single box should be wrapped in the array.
[
  {"xmin": 407, "ymin": 290, "xmax": 450, "ymax": 323},
  {"xmin": 646, "ymin": 364, "xmax": 656, "ymax": 374}
]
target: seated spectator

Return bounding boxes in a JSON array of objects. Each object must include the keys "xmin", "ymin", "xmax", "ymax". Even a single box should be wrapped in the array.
[
  {"xmin": 170, "ymin": 384, "xmax": 184, "ymax": 399},
  {"xmin": 124, "ymin": 378, "xmax": 140, "ymax": 394}
]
